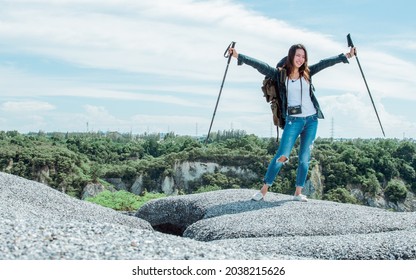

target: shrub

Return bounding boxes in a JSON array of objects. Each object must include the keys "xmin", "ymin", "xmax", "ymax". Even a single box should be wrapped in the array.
[
  {"xmin": 360, "ymin": 173, "xmax": 381, "ymax": 196},
  {"xmin": 86, "ymin": 190, "xmax": 166, "ymax": 211},
  {"xmin": 384, "ymin": 180, "xmax": 407, "ymax": 203},
  {"xmin": 323, "ymin": 188, "xmax": 358, "ymax": 204}
]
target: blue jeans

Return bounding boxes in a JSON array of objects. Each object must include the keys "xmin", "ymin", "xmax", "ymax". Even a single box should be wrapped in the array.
[{"xmin": 263, "ymin": 114, "xmax": 318, "ymax": 188}]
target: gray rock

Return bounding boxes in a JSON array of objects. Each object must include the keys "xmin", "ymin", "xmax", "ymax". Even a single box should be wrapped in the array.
[
  {"xmin": 0, "ymin": 172, "xmax": 257, "ymax": 260},
  {"xmin": 137, "ymin": 189, "xmax": 416, "ymax": 259},
  {"xmin": 184, "ymin": 195, "xmax": 416, "ymax": 241},
  {"xmin": 105, "ymin": 177, "xmax": 128, "ymax": 191},
  {"xmin": 81, "ymin": 182, "xmax": 116, "ymax": 200},
  {"xmin": 2, "ymin": 172, "xmax": 416, "ymax": 260},
  {"xmin": 130, "ymin": 175, "xmax": 144, "ymax": 195},
  {"xmin": 0, "ymin": 217, "xmax": 258, "ymax": 260},
  {"xmin": 0, "ymin": 172, "xmax": 151, "ymax": 230},
  {"xmin": 136, "ymin": 189, "xmax": 270, "ymax": 233},
  {"xmin": 212, "ymin": 230, "xmax": 416, "ymax": 260}
]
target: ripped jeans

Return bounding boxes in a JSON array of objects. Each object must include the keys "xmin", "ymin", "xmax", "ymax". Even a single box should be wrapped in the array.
[{"xmin": 263, "ymin": 114, "xmax": 318, "ymax": 188}]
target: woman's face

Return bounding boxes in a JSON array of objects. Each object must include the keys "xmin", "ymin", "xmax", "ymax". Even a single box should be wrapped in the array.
[{"xmin": 293, "ymin": 48, "xmax": 306, "ymax": 69}]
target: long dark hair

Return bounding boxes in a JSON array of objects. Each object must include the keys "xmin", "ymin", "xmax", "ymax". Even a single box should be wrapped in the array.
[{"xmin": 284, "ymin": 44, "xmax": 310, "ymax": 82}]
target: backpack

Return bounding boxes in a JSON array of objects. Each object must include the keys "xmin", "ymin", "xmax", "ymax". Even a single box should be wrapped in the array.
[{"xmin": 261, "ymin": 67, "xmax": 286, "ymax": 142}]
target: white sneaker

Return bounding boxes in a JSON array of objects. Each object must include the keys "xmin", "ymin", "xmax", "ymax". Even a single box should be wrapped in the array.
[
  {"xmin": 251, "ymin": 192, "xmax": 264, "ymax": 201},
  {"xmin": 293, "ymin": 194, "xmax": 308, "ymax": 202}
]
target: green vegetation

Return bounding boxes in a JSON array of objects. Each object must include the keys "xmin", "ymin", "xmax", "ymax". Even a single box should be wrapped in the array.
[
  {"xmin": 323, "ymin": 188, "xmax": 358, "ymax": 204},
  {"xmin": 86, "ymin": 190, "xmax": 166, "ymax": 211},
  {"xmin": 0, "ymin": 130, "xmax": 415, "ymax": 210},
  {"xmin": 384, "ymin": 179, "xmax": 408, "ymax": 203}
]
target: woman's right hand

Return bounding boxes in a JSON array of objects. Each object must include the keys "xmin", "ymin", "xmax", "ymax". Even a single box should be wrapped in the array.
[
  {"xmin": 228, "ymin": 47, "xmax": 238, "ymax": 58},
  {"xmin": 346, "ymin": 47, "xmax": 356, "ymax": 59}
]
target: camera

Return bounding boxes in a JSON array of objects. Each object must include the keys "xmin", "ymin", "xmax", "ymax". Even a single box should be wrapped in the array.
[{"xmin": 288, "ymin": 105, "xmax": 302, "ymax": 115}]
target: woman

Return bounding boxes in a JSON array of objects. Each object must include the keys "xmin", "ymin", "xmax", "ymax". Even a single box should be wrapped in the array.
[{"xmin": 229, "ymin": 44, "xmax": 356, "ymax": 202}]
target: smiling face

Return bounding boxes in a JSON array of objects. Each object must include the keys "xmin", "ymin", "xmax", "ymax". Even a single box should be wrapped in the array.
[
  {"xmin": 285, "ymin": 44, "xmax": 309, "ymax": 79},
  {"xmin": 293, "ymin": 48, "xmax": 306, "ymax": 69}
]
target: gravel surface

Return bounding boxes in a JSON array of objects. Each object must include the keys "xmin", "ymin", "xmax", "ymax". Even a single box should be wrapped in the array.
[
  {"xmin": 2, "ymin": 172, "xmax": 416, "ymax": 260},
  {"xmin": 0, "ymin": 172, "xmax": 257, "ymax": 259},
  {"xmin": 0, "ymin": 172, "xmax": 154, "ymax": 228},
  {"xmin": 0, "ymin": 217, "xmax": 259, "ymax": 260},
  {"xmin": 138, "ymin": 189, "xmax": 416, "ymax": 259},
  {"xmin": 183, "ymin": 196, "xmax": 416, "ymax": 240},
  {"xmin": 212, "ymin": 229, "xmax": 416, "ymax": 260}
]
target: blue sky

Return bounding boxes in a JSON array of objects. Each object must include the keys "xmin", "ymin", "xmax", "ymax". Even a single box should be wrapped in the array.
[{"xmin": 0, "ymin": 0, "xmax": 415, "ymax": 139}]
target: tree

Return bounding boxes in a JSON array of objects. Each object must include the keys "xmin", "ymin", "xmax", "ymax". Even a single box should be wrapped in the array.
[
  {"xmin": 360, "ymin": 173, "xmax": 381, "ymax": 196},
  {"xmin": 394, "ymin": 141, "xmax": 416, "ymax": 162},
  {"xmin": 398, "ymin": 162, "xmax": 416, "ymax": 183},
  {"xmin": 384, "ymin": 180, "xmax": 407, "ymax": 203}
]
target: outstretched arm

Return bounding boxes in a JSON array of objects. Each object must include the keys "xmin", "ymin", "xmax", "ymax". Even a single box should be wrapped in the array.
[
  {"xmin": 228, "ymin": 48, "xmax": 278, "ymax": 79},
  {"xmin": 309, "ymin": 47, "xmax": 357, "ymax": 76}
]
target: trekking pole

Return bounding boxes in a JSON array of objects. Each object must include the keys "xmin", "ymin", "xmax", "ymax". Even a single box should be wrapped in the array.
[
  {"xmin": 205, "ymin": 41, "xmax": 236, "ymax": 144},
  {"xmin": 347, "ymin": 33, "xmax": 385, "ymax": 137}
]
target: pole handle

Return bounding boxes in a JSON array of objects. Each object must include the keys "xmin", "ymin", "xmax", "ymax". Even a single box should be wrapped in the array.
[
  {"xmin": 224, "ymin": 41, "xmax": 236, "ymax": 63},
  {"xmin": 347, "ymin": 33, "xmax": 357, "ymax": 56},
  {"xmin": 347, "ymin": 33, "xmax": 354, "ymax": 48}
]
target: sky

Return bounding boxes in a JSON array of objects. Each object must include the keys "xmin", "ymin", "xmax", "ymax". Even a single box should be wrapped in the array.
[{"xmin": 0, "ymin": 0, "xmax": 415, "ymax": 139}]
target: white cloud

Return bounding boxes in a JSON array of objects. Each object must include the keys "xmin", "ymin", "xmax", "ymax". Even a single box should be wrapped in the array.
[
  {"xmin": 0, "ymin": 0, "xmax": 415, "ymax": 138},
  {"xmin": 0, "ymin": 101, "xmax": 55, "ymax": 112},
  {"xmin": 319, "ymin": 92, "xmax": 414, "ymax": 139}
]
